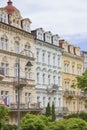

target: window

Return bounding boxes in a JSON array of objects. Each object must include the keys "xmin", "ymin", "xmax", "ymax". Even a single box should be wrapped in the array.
[
  {"xmin": 0, "ymin": 13, "xmax": 8, "ymax": 23},
  {"xmin": 23, "ymin": 24, "xmax": 30, "ymax": 32},
  {"xmin": 14, "ymin": 63, "xmax": 18, "ymax": 77},
  {"xmin": 25, "ymin": 92, "xmax": 31, "ymax": 104},
  {"xmin": 1, "ymin": 63, "xmax": 9, "ymax": 76},
  {"xmin": 64, "ymin": 63, "xmax": 69, "ymax": 73},
  {"xmin": 24, "ymin": 44, "xmax": 30, "ymax": 56},
  {"xmin": 58, "ymin": 55, "xmax": 61, "ymax": 67},
  {"xmin": 42, "ymin": 52, "xmax": 45, "ymax": 63},
  {"xmin": 43, "ymin": 74, "xmax": 45, "ymax": 84},
  {"xmin": 0, "ymin": 90, "xmax": 9, "ymax": 100},
  {"xmin": 14, "ymin": 42, "xmax": 19, "ymax": 53},
  {"xmin": 53, "ymin": 55, "xmax": 55, "ymax": 66},
  {"xmin": 25, "ymin": 68, "xmax": 30, "ymax": 79},
  {"xmin": 73, "ymin": 102, "xmax": 76, "ymax": 112},
  {"xmin": 48, "ymin": 75, "xmax": 51, "ymax": 85},
  {"xmin": 37, "ymin": 72, "xmax": 40, "ymax": 83},
  {"xmin": 77, "ymin": 66, "xmax": 82, "ymax": 75},
  {"xmin": 58, "ymin": 97, "xmax": 61, "ymax": 107},
  {"xmin": 53, "ymin": 76, "xmax": 56, "ymax": 84},
  {"xmin": 65, "ymin": 81, "xmax": 70, "ymax": 90},
  {"xmin": 54, "ymin": 97, "xmax": 56, "ymax": 106},
  {"xmin": 43, "ymin": 97, "xmax": 46, "ymax": 107},
  {"xmin": 72, "ymin": 65, "xmax": 75, "ymax": 74},
  {"xmin": 37, "ymin": 96, "xmax": 40, "ymax": 103},
  {"xmin": 0, "ymin": 37, "xmax": 8, "ymax": 50},
  {"xmin": 58, "ymin": 76, "xmax": 61, "ymax": 86},
  {"xmin": 48, "ymin": 97, "xmax": 51, "ymax": 104},
  {"xmin": 48, "ymin": 54, "xmax": 50, "ymax": 65},
  {"xmin": 36, "ymin": 51, "xmax": 39, "ymax": 62},
  {"xmin": 15, "ymin": 90, "xmax": 18, "ymax": 103},
  {"xmin": 66, "ymin": 101, "xmax": 70, "ymax": 111},
  {"xmin": 37, "ymin": 32, "xmax": 43, "ymax": 40}
]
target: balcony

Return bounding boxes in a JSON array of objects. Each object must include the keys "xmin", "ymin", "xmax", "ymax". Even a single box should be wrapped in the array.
[
  {"xmin": 63, "ymin": 90, "xmax": 76, "ymax": 98},
  {"xmin": 77, "ymin": 92, "xmax": 85, "ymax": 99},
  {"xmin": 10, "ymin": 102, "xmax": 42, "ymax": 112},
  {"xmin": 0, "ymin": 67, "xmax": 4, "ymax": 80},
  {"xmin": 13, "ymin": 77, "xmax": 27, "ymax": 87},
  {"xmin": 47, "ymin": 84, "xmax": 59, "ymax": 93},
  {"xmin": 55, "ymin": 107, "xmax": 68, "ymax": 115}
]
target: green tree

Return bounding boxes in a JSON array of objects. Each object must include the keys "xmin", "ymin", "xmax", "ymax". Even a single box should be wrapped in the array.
[
  {"xmin": 0, "ymin": 105, "xmax": 9, "ymax": 130},
  {"xmin": 65, "ymin": 118, "xmax": 87, "ymax": 130},
  {"xmin": 52, "ymin": 102, "xmax": 56, "ymax": 121},
  {"xmin": 45, "ymin": 102, "xmax": 51, "ymax": 117},
  {"xmin": 48, "ymin": 120, "xmax": 66, "ymax": 130},
  {"xmin": 20, "ymin": 114, "xmax": 46, "ymax": 130},
  {"xmin": 67, "ymin": 112, "xmax": 87, "ymax": 122},
  {"xmin": 76, "ymin": 70, "xmax": 87, "ymax": 91}
]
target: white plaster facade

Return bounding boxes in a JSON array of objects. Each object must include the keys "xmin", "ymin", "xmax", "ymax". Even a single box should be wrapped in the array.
[
  {"xmin": 81, "ymin": 51, "xmax": 87, "ymax": 72},
  {"xmin": 32, "ymin": 28, "xmax": 63, "ymax": 116}
]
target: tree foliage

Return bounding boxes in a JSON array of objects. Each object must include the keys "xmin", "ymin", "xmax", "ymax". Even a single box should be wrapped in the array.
[
  {"xmin": 20, "ymin": 114, "xmax": 87, "ymax": 130},
  {"xmin": 76, "ymin": 70, "xmax": 87, "ymax": 92},
  {"xmin": 45, "ymin": 102, "xmax": 51, "ymax": 117},
  {"xmin": 65, "ymin": 118, "xmax": 87, "ymax": 130},
  {"xmin": 0, "ymin": 105, "xmax": 9, "ymax": 129},
  {"xmin": 20, "ymin": 114, "xmax": 46, "ymax": 130},
  {"xmin": 52, "ymin": 102, "xmax": 56, "ymax": 121},
  {"xmin": 67, "ymin": 112, "xmax": 87, "ymax": 122}
]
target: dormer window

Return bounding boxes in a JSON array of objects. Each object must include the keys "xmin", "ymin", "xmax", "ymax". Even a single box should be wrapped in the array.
[
  {"xmin": 52, "ymin": 35, "xmax": 59, "ymax": 45},
  {"xmin": 23, "ymin": 24, "xmax": 30, "ymax": 32},
  {"xmin": 37, "ymin": 32, "xmax": 43, "ymax": 40},
  {"xmin": 0, "ymin": 13, "xmax": 8, "ymax": 23},
  {"xmin": 46, "ymin": 35, "xmax": 51, "ymax": 43},
  {"xmin": 44, "ymin": 32, "xmax": 52, "ymax": 43}
]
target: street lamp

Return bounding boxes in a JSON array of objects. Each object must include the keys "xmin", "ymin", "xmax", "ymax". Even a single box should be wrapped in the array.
[{"xmin": 17, "ymin": 54, "xmax": 33, "ymax": 130}]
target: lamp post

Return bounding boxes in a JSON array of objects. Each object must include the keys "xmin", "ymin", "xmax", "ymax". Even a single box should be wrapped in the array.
[{"xmin": 17, "ymin": 53, "xmax": 33, "ymax": 130}]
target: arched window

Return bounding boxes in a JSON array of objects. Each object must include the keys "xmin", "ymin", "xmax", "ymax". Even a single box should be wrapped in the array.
[
  {"xmin": 37, "ymin": 72, "xmax": 40, "ymax": 83},
  {"xmin": 0, "ymin": 37, "xmax": 8, "ymax": 50},
  {"xmin": 14, "ymin": 42, "xmax": 19, "ymax": 53}
]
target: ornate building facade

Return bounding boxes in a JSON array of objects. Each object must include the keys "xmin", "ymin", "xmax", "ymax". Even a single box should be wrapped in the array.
[
  {"xmin": 32, "ymin": 28, "xmax": 64, "ymax": 118},
  {"xmin": 0, "ymin": 0, "xmax": 40, "ymax": 124},
  {"xmin": 59, "ymin": 40, "xmax": 85, "ymax": 114}
]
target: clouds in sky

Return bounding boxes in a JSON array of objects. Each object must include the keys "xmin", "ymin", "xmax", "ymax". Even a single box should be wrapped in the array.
[{"xmin": 0, "ymin": 0, "xmax": 87, "ymax": 50}]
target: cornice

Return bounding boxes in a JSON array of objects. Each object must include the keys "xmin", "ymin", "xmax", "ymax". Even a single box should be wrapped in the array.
[
  {"xmin": 35, "ymin": 39, "xmax": 63, "ymax": 52},
  {"xmin": 63, "ymin": 51, "xmax": 84, "ymax": 61},
  {"xmin": 0, "ymin": 21, "xmax": 35, "ymax": 40},
  {"xmin": 0, "ymin": 49, "xmax": 35, "ymax": 61}
]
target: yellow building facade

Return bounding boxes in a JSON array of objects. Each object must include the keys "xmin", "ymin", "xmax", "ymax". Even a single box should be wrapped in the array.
[
  {"xmin": 59, "ymin": 40, "xmax": 85, "ymax": 114},
  {"xmin": 0, "ymin": 1, "xmax": 41, "ymax": 125}
]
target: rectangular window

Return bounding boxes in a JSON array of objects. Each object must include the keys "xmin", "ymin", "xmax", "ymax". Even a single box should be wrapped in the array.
[
  {"xmin": 14, "ymin": 42, "xmax": 19, "ymax": 53},
  {"xmin": 48, "ymin": 54, "xmax": 50, "ymax": 65},
  {"xmin": 42, "ymin": 52, "xmax": 45, "ymax": 63},
  {"xmin": 53, "ymin": 55, "xmax": 55, "ymax": 66},
  {"xmin": 43, "ymin": 97, "xmax": 46, "ymax": 107}
]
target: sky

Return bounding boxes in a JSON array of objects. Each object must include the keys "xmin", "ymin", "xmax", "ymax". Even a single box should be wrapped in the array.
[{"xmin": 0, "ymin": 0, "xmax": 87, "ymax": 51}]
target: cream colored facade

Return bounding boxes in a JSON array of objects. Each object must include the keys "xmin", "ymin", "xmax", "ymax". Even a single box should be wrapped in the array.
[
  {"xmin": 0, "ymin": 1, "xmax": 40, "ymax": 125},
  {"xmin": 59, "ymin": 40, "xmax": 85, "ymax": 114}
]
